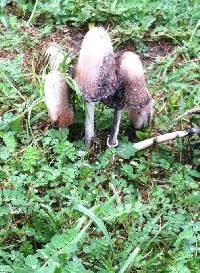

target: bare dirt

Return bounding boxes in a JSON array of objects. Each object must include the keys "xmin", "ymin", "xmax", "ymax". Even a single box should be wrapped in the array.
[
  {"xmin": 1, "ymin": 24, "xmax": 175, "ymax": 72},
  {"xmin": 29, "ymin": 26, "xmax": 175, "ymax": 69}
]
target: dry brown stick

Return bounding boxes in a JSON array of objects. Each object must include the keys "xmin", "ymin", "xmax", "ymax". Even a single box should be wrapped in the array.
[
  {"xmin": 175, "ymin": 106, "xmax": 200, "ymax": 121},
  {"xmin": 133, "ymin": 127, "xmax": 200, "ymax": 151}
]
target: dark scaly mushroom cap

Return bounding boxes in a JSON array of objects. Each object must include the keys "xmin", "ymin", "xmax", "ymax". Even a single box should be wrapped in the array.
[
  {"xmin": 102, "ymin": 51, "xmax": 152, "ymax": 111},
  {"xmin": 75, "ymin": 27, "xmax": 117, "ymax": 102}
]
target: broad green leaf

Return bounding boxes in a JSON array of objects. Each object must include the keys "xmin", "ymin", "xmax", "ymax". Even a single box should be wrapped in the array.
[
  {"xmin": 2, "ymin": 132, "xmax": 17, "ymax": 152},
  {"xmin": 117, "ymin": 143, "xmax": 136, "ymax": 159},
  {"xmin": 25, "ymin": 255, "xmax": 39, "ymax": 270}
]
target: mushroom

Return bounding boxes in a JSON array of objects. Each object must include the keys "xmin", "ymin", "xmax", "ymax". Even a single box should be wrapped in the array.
[
  {"xmin": 75, "ymin": 27, "xmax": 117, "ymax": 147},
  {"xmin": 43, "ymin": 43, "xmax": 74, "ymax": 127},
  {"xmin": 105, "ymin": 51, "xmax": 153, "ymax": 146},
  {"xmin": 75, "ymin": 27, "xmax": 153, "ymax": 147},
  {"xmin": 44, "ymin": 71, "xmax": 74, "ymax": 127}
]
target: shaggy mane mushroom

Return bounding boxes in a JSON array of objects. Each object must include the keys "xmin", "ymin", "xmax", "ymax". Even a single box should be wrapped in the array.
[
  {"xmin": 106, "ymin": 51, "xmax": 153, "ymax": 146},
  {"xmin": 75, "ymin": 27, "xmax": 117, "ymax": 147},
  {"xmin": 44, "ymin": 71, "xmax": 74, "ymax": 127},
  {"xmin": 75, "ymin": 28, "xmax": 153, "ymax": 147},
  {"xmin": 44, "ymin": 44, "xmax": 74, "ymax": 128}
]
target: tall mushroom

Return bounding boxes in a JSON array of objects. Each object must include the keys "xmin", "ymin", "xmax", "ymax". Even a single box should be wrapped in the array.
[
  {"xmin": 105, "ymin": 51, "xmax": 153, "ymax": 146},
  {"xmin": 75, "ymin": 27, "xmax": 117, "ymax": 147}
]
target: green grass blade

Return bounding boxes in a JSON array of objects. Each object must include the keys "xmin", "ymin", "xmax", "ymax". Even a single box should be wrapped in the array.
[
  {"xmin": 75, "ymin": 204, "xmax": 114, "ymax": 252},
  {"xmin": 119, "ymin": 247, "xmax": 140, "ymax": 273}
]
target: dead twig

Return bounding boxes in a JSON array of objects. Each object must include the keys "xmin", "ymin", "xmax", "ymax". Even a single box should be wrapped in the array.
[
  {"xmin": 133, "ymin": 127, "xmax": 200, "ymax": 151},
  {"xmin": 175, "ymin": 106, "xmax": 200, "ymax": 121}
]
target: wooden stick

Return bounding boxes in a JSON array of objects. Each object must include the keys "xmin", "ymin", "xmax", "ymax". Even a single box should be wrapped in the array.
[
  {"xmin": 133, "ymin": 127, "xmax": 200, "ymax": 151},
  {"xmin": 175, "ymin": 106, "xmax": 200, "ymax": 121}
]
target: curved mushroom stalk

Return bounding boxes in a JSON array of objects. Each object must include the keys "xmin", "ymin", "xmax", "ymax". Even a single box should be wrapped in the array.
[
  {"xmin": 75, "ymin": 27, "xmax": 117, "ymax": 147},
  {"xmin": 107, "ymin": 110, "xmax": 122, "ymax": 147},
  {"xmin": 44, "ymin": 71, "xmax": 74, "ymax": 127}
]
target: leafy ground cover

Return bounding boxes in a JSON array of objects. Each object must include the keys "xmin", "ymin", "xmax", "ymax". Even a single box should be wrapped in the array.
[{"xmin": 0, "ymin": 1, "xmax": 200, "ymax": 272}]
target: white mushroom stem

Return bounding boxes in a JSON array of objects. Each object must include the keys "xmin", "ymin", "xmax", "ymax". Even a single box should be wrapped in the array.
[
  {"xmin": 133, "ymin": 127, "xmax": 200, "ymax": 151},
  {"xmin": 85, "ymin": 102, "xmax": 95, "ymax": 147},
  {"xmin": 107, "ymin": 110, "xmax": 122, "ymax": 147}
]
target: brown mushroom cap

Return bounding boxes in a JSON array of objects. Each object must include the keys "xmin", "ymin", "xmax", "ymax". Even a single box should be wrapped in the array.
[
  {"xmin": 102, "ymin": 51, "xmax": 152, "ymax": 110},
  {"xmin": 75, "ymin": 27, "xmax": 117, "ymax": 102}
]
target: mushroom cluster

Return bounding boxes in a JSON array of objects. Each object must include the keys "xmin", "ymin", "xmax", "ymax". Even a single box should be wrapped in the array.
[{"xmin": 44, "ymin": 27, "xmax": 153, "ymax": 147}]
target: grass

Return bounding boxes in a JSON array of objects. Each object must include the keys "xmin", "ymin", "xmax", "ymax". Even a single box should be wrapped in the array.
[{"xmin": 0, "ymin": 0, "xmax": 200, "ymax": 272}]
